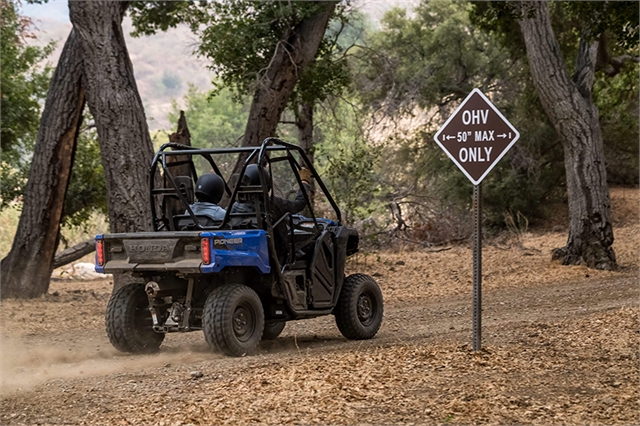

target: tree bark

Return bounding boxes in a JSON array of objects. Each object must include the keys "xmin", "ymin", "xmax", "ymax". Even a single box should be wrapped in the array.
[
  {"xmin": 0, "ymin": 29, "xmax": 85, "ymax": 299},
  {"xmin": 69, "ymin": 1, "xmax": 152, "ymax": 234},
  {"xmin": 231, "ymin": 1, "xmax": 336, "ymax": 176},
  {"xmin": 69, "ymin": 1, "xmax": 155, "ymax": 288},
  {"xmin": 165, "ymin": 111, "xmax": 193, "ymax": 226},
  {"xmin": 517, "ymin": 2, "xmax": 616, "ymax": 270},
  {"xmin": 296, "ymin": 101, "xmax": 315, "ymax": 166}
]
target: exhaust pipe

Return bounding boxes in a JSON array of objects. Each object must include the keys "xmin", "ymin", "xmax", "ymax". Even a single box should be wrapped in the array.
[
  {"xmin": 145, "ymin": 281, "xmax": 161, "ymax": 298},
  {"xmin": 145, "ymin": 280, "xmax": 187, "ymax": 298}
]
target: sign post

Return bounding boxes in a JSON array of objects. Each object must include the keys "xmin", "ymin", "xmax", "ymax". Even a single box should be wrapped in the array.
[
  {"xmin": 433, "ymin": 89, "xmax": 519, "ymax": 351},
  {"xmin": 472, "ymin": 183, "xmax": 482, "ymax": 351}
]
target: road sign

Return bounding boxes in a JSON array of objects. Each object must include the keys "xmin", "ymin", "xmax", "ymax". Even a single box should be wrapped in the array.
[{"xmin": 433, "ymin": 88, "xmax": 519, "ymax": 185}]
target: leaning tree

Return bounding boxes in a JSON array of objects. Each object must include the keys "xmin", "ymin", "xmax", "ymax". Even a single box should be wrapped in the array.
[
  {"xmin": 1, "ymin": 1, "xmax": 155, "ymax": 298},
  {"xmin": 515, "ymin": 1, "xmax": 638, "ymax": 270},
  {"xmin": 0, "ymin": 28, "xmax": 85, "ymax": 299},
  {"xmin": 472, "ymin": 1, "xmax": 639, "ymax": 270},
  {"xmin": 69, "ymin": 1, "xmax": 157, "ymax": 289}
]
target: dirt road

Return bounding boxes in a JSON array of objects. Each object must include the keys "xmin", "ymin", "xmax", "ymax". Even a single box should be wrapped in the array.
[{"xmin": 1, "ymin": 188, "xmax": 638, "ymax": 425}]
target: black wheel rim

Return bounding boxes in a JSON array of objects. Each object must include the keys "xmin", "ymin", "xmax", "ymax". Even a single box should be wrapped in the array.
[
  {"xmin": 357, "ymin": 291, "xmax": 375, "ymax": 326},
  {"xmin": 233, "ymin": 302, "xmax": 256, "ymax": 343}
]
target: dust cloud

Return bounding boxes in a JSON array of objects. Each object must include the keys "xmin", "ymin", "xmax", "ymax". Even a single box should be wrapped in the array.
[{"xmin": 0, "ymin": 334, "xmax": 216, "ymax": 394}]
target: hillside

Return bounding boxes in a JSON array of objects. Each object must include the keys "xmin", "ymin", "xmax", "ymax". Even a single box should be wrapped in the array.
[{"xmin": 23, "ymin": 2, "xmax": 213, "ymax": 132}]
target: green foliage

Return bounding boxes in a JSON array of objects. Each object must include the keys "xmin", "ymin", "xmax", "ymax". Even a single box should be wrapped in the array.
[
  {"xmin": 593, "ymin": 63, "xmax": 639, "ymax": 185},
  {"xmin": 354, "ymin": 0, "xmax": 564, "ymax": 230},
  {"xmin": 562, "ymin": 1, "xmax": 639, "ymax": 50},
  {"xmin": 168, "ymin": 84, "xmax": 249, "ymax": 148},
  {"xmin": 130, "ymin": 1, "xmax": 351, "ymax": 103},
  {"xmin": 0, "ymin": 0, "xmax": 53, "ymax": 207},
  {"xmin": 315, "ymin": 109, "xmax": 383, "ymax": 225},
  {"xmin": 359, "ymin": 1, "xmax": 513, "ymax": 113},
  {"xmin": 130, "ymin": 1, "xmax": 353, "ymax": 134}
]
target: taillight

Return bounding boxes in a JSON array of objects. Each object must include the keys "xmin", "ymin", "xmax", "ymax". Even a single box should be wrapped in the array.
[
  {"xmin": 201, "ymin": 238, "xmax": 211, "ymax": 265},
  {"xmin": 96, "ymin": 239, "xmax": 105, "ymax": 266}
]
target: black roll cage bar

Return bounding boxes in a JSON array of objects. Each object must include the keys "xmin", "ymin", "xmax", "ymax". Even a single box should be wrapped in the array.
[{"xmin": 149, "ymin": 137, "xmax": 342, "ymax": 232}]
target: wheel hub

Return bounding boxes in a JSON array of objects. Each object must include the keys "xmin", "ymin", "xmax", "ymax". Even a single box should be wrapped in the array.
[
  {"xmin": 357, "ymin": 293, "xmax": 374, "ymax": 325},
  {"xmin": 233, "ymin": 305, "xmax": 254, "ymax": 342}
]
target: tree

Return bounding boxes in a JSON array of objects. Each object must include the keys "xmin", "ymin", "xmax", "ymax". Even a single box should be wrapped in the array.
[
  {"xmin": 483, "ymin": 1, "xmax": 639, "ymax": 270},
  {"xmin": 167, "ymin": 84, "xmax": 249, "ymax": 149},
  {"xmin": 350, "ymin": 0, "xmax": 560, "ymax": 240},
  {"xmin": 470, "ymin": 1, "xmax": 639, "ymax": 269},
  {"xmin": 1, "ymin": 26, "xmax": 86, "ymax": 298},
  {"xmin": 514, "ymin": 1, "xmax": 626, "ymax": 269},
  {"xmin": 1, "ymin": 0, "xmax": 154, "ymax": 298},
  {"xmin": 69, "ymin": 1, "xmax": 157, "ymax": 288},
  {"xmin": 69, "ymin": 1, "xmax": 155, "ymax": 234}
]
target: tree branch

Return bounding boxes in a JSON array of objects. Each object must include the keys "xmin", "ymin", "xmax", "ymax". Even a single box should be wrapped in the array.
[{"xmin": 53, "ymin": 239, "xmax": 96, "ymax": 269}]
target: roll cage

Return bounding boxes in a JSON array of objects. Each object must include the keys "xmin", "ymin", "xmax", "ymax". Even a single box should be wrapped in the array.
[{"xmin": 149, "ymin": 137, "xmax": 342, "ymax": 235}]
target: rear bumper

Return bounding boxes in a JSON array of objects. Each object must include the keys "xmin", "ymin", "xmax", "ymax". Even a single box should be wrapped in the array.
[{"xmin": 95, "ymin": 230, "xmax": 271, "ymax": 275}]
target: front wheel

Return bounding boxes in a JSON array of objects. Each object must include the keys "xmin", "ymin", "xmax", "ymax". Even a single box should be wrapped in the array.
[
  {"xmin": 203, "ymin": 284, "xmax": 264, "ymax": 357},
  {"xmin": 334, "ymin": 274, "xmax": 383, "ymax": 340},
  {"xmin": 105, "ymin": 283, "xmax": 164, "ymax": 353}
]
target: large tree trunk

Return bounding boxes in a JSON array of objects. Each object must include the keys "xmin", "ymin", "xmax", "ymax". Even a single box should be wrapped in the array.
[
  {"xmin": 0, "ymin": 29, "xmax": 85, "ymax": 299},
  {"xmin": 517, "ymin": 2, "xmax": 616, "ymax": 270},
  {"xmin": 69, "ymin": 1, "xmax": 155, "ymax": 288},
  {"xmin": 231, "ymin": 1, "xmax": 335, "ymax": 176}
]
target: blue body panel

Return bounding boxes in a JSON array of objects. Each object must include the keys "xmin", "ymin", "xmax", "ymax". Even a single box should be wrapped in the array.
[{"xmin": 201, "ymin": 229, "xmax": 271, "ymax": 274}]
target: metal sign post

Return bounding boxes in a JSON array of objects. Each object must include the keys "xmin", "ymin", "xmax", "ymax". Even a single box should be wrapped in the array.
[
  {"xmin": 472, "ymin": 183, "xmax": 482, "ymax": 351},
  {"xmin": 433, "ymin": 88, "xmax": 519, "ymax": 351}
]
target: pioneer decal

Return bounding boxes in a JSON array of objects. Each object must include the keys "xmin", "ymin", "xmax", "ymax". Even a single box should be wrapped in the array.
[{"xmin": 214, "ymin": 238, "xmax": 243, "ymax": 246}]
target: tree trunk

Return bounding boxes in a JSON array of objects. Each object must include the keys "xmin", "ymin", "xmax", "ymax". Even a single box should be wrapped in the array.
[
  {"xmin": 296, "ymin": 101, "xmax": 315, "ymax": 166},
  {"xmin": 0, "ymin": 29, "xmax": 85, "ymax": 299},
  {"xmin": 165, "ymin": 111, "xmax": 192, "ymax": 226},
  {"xmin": 295, "ymin": 101, "xmax": 316, "ymax": 204},
  {"xmin": 69, "ymin": 1, "xmax": 155, "ymax": 288},
  {"xmin": 231, "ymin": 1, "xmax": 336, "ymax": 176},
  {"xmin": 517, "ymin": 1, "xmax": 616, "ymax": 270}
]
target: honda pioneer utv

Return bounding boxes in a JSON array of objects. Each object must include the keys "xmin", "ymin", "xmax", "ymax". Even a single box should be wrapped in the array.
[{"xmin": 95, "ymin": 138, "xmax": 383, "ymax": 357}]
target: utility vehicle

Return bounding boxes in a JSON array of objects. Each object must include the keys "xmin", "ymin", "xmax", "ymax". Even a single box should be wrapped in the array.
[{"xmin": 96, "ymin": 138, "xmax": 383, "ymax": 356}]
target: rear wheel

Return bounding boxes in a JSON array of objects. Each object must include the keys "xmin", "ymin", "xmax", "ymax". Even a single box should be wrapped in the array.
[
  {"xmin": 335, "ymin": 274, "xmax": 383, "ymax": 340},
  {"xmin": 263, "ymin": 321, "xmax": 286, "ymax": 340},
  {"xmin": 203, "ymin": 283, "xmax": 264, "ymax": 357},
  {"xmin": 106, "ymin": 283, "xmax": 164, "ymax": 353}
]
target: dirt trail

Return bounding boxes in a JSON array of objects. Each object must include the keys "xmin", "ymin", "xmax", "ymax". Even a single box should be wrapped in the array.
[{"xmin": 1, "ymin": 187, "xmax": 638, "ymax": 425}]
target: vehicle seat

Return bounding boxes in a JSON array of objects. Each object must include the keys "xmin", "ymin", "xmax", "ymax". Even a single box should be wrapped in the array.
[
  {"xmin": 174, "ymin": 176, "xmax": 195, "ymax": 205},
  {"xmin": 173, "ymin": 214, "xmax": 221, "ymax": 230}
]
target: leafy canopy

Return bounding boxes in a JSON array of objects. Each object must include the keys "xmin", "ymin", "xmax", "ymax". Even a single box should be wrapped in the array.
[
  {"xmin": 129, "ymin": 1, "xmax": 352, "ymax": 105},
  {"xmin": 168, "ymin": 84, "xmax": 249, "ymax": 148}
]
